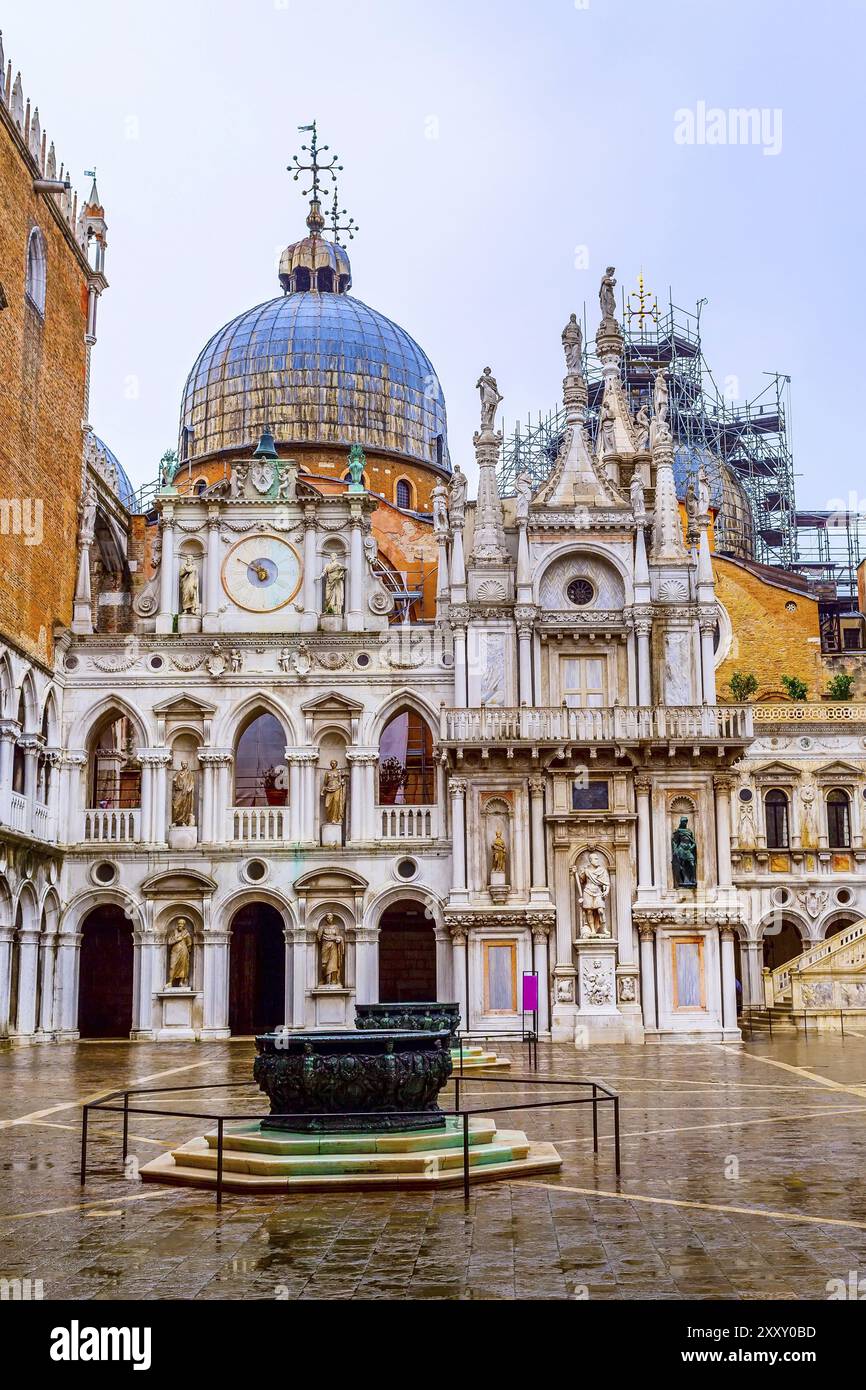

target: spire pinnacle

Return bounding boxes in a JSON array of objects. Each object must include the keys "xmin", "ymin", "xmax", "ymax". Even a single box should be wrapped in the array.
[
  {"xmin": 288, "ymin": 121, "xmax": 342, "ymax": 239},
  {"xmin": 327, "ymin": 183, "xmax": 358, "ymax": 245}
]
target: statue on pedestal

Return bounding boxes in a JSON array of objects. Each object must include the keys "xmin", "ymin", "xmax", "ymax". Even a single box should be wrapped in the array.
[
  {"xmin": 630, "ymin": 471, "xmax": 646, "ymax": 525},
  {"xmin": 171, "ymin": 760, "xmax": 196, "ymax": 827},
  {"xmin": 600, "ymin": 394, "xmax": 617, "ymax": 456},
  {"xmin": 178, "ymin": 556, "xmax": 200, "ymax": 614},
  {"xmin": 448, "ymin": 464, "xmax": 467, "ymax": 526},
  {"xmin": 323, "ymin": 760, "xmax": 347, "ymax": 824},
  {"xmin": 562, "ymin": 313, "xmax": 583, "ymax": 373},
  {"xmin": 578, "ymin": 853, "xmax": 611, "ymax": 938},
  {"xmin": 431, "ymin": 481, "xmax": 449, "ymax": 536},
  {"xmin": 599, "ymin": 267, "xmax": 617, "ymax": 321},
  {"xmin": 476, "ymin": 366, "xmax": 503, "ymax": 432},
  {"xmin": 347, "ymin": 443, "xmax": 366, "ymax": 490},
  {"xmin": 491, "ymin": 828, "xmax": 508, "ymax": 878},
  {"xmin": 653, "ymin": 368, "xmax": 669, "ymax": 425},
  {"xmin": 166, "ymin": 917, "xmax": 193, "ymax": 988},
  {"xmin": 515, "ymin": 471, "xmax": 532, "ymax": 524},
  {"xmin": 318, "ymin": 913, "xmax": 345, "ymax": 987},
  {"xmin": 671, "ymin": 816, "xmax": 698, "ymax": 888},
  {"xmin": 323, "ymin": 556, "xmax": 346, "ymax": 615},
  {"xmin": 633, "ymin": 403, "xmax": 651, "ymax": 452}
]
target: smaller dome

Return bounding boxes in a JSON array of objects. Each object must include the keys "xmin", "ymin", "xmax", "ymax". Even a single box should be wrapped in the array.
[
  {"xmin": 88, "ymin": 434, "xmax": 137, "ymax": 511},
  {"xmin": 278, "ymin": 197, "xmax": 352, "ymax": 295}
]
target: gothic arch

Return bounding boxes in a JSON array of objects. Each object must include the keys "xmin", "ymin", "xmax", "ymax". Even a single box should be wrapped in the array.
[
  {"xmin": 14, "ymin": 881, "xmax": 39, "ymax": 932},
  {"xmin": 216, "ymin": 693, "xmax": 297, "ymax": 749},
  {"xmin": 368, "ymin": 689, "xmax": 440, "ymax": 745},
  {"xmin": 0, "ymin": 651, "xmax": 14, "ymax": 717},
  {"xmin": 18, "ymin": 669, "xmax": 38, "ymax": 734},
  {"xmin": 40, "ymin": 687, "xmax": 59, "ymax": 743},
  {"xmin": 70, "ymin": 695, "xmax": 152, "ymax": 752}
]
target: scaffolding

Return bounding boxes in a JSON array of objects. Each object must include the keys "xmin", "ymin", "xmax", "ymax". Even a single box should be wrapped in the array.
[{"xmin": 498, "ymin": 290, "xmax": 798, "ymax": 569}]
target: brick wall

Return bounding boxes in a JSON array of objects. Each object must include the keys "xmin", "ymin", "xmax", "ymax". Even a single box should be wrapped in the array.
[
  {"xmin": 714, "ymin": 557, "xmax": 831, "ymax": 700},
  {"xmin": 0, "ymin": 110, "xmax": 88, "ymax": 666}
]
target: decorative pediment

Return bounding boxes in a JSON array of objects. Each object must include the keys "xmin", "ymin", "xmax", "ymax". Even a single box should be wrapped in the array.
[
  {"xmin": 300, "ymin": 690, "xmax": 364, "ymax": 716},
  {"xmin": 140, "ymin": 868, "xmax": 218, "ymax": 898},
  {"xmin": 814, "ymin": 760, "xmax": 863, "ymax": 781},
  {"xmin": 751, "ymin": 761, "xmax": 802, "ymax": 782},
  {"xmin": 152, "ymin": 693, "xmax": 218, "ymax": 717},
  {"xmin": 294, "ymin": 868, "xmax": 368, "ymax": 897}
]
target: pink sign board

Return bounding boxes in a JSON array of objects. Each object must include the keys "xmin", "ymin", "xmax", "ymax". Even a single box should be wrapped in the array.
[{"xmin": 522, "ymin": 973, "xmax": 539, "ymax": 1012}]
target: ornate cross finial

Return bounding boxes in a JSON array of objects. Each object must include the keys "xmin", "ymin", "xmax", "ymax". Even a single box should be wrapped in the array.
[
  {"xmin": 626, "ymin": 271, "xmax": 659, "ymax": 333},
  {"xmin": 328, "ymin": 184, "xmax": 358, "ymax": 245},
  {"xmin": 288, "ymin": 121, "xmax": 342, "ymax": 203}
]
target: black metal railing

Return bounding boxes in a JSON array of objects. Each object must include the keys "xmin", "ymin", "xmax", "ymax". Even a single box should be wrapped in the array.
[
  {"xmin": 454, "ymin": 1029, "xmax": 539, "ymax": 1071},
  {"xmin": 80, "ymin": 1072, "xmax": 620, "ymax": 1206}
]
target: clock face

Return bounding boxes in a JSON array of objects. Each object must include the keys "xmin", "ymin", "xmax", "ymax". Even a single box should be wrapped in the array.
[{"xmin": 221, "ymin": 535, "xmax": 302, "ymax": 613}]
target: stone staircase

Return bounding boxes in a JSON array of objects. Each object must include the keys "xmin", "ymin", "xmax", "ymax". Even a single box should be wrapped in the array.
[
  {"xmin": 451, "ymin": 1042, "xmax": 512, "ymax": 1070},
  {"xmin": 752, "ymin": 919, "xmax": 866, "ymax": 1032},
  {"xmin": 140, "ymin": 1114, "xmax": 561, "ymax": 1192},
  {"xmin": 741, "ymin": 1000, "xmax": 799, "ymax": 1036}
]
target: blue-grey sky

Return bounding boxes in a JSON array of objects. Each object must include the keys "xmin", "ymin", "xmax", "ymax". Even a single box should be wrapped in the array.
[{"xmin": 5, "ymin": 0, "xmax": 863, "ymax": 506}]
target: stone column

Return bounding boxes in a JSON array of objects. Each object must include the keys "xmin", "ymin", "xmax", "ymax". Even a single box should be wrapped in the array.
[
  {"xmin": 38, "ymin": 936, "xmax": 57, "ymax": 1034},
  {"xmin": 203, "ymin": 507, "xmax": 222, "ymax": 632},
  {"xmin": 72, "ymin": 539, "xmax": 94, "ymax": 634},
  {"xmin": 0, "ymin": 722, "xmax": 19, "ymax": 824},
  {"xmin": 286, "ymin": 753, "xmax": 302, "ymax": 842},
  {"xmin": 638, "ymin": 924, "xmax": 657, "ymax": 1031},
  {"xmin": 635, "ymin": 777, "xmax": 653, "ymax": 893},
  {"xmin": 435, "ymin": 926, "xmax": 452, "ymax": 1002},
  {"xmin": 54, "ymin": 933, "xmax": 81, "ymax": 1037},
  {"xmin": 138, "ymin": 752, "xmax": 154, "ymax": 844},
  {"xmin": 700, "ymin": 616, "xmax": 717, "ymax": 705},
  {"xmin": 21, "ymin": 738, "xmax": 39, "ymax": 834},
  {"xmin": 529, "ymin": 777, "xmax": 548, "ymax": 899},
  {"xmin": 613, "ymin": 835, "xmax": 636, "ymax": 967},
  {"xmin": 354, "ymin": 926, "xmax": 378, "ymax": 1005},
  {"xmin": 450, "ymin": 925, "xmax": 469, "ymax": 1025},
  {"xmin": 0, "ymin": 926, "xmax": 13, "ymax": 1037},
  {"xmin": 298, "ymin": 751, "xmax": 319, "ymax": 844},
  {"xmin": 156, "ymin": 509, "xmax": 176, "ymax": 634},
  {"xmin": 449, "ymin": 778, "xmax": 468, "ymax": 902},
  {"xmin": 201, "ymin": 932, "xmax": 231, "ymax": 1039},
  {"xmin": 452, "ymin": 620, "xmax": 468, "ymax": 708},
  {"xmin": 742, "ymin": 938, "xmax": 763, "ymax": 1010},
  {"xmin": 151, "ymin": 751, "xmax": 171, "ymax": 845},
  {"xmin": 720, "ymin": 928, "xmax": 739, "ymax": 1034},
  {"xmin": 346, "ymin": 750, "xmax": 366, "ymax": 843},
  {"xmin": 302, "ymin": 508, "xmax": 318, "ymax": 631},
  {"xmin": 714, "ymin": 776, "xmax": 734, "ymax": 890},
  {"xmin": 14, "ymin": 930, "xmax": 40, "ymax": 1036},
  {"xmin": 635, "ymin": 617, "xmax": 652, "ymax": 706},
  {"xmin": 132, "ymin": 929, "xmax": 155, "ymax": 1039},
  {"xmin": 61, "ymin": 752, "xmax": 87, "ymax": 845},
  {"xmin": 515, "ymin": 608, "xmax": 535, "ymax": 706},
  {"xmin": 532, "ymin": 926, "xmax": 551, "ymax": 1035},
  {"xmin": 348, "ymin": 510, "xmax": 364, "ymax": 631}
]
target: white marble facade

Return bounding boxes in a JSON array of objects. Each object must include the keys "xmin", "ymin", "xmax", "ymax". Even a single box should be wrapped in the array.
[{"xmin": 1, "ymin": 305, "xmax": 865, "ymax": 1049}]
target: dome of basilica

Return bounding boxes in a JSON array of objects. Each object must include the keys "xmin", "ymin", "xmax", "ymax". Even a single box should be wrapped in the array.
[{"xmin": 178, "ymin": 214, "xmax": 449, "ymax": 473}]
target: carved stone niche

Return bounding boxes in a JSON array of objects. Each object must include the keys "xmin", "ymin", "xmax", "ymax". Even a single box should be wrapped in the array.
[{"xmin": 482, "ymin": 795, "xmax": 513, "ymax": 904}]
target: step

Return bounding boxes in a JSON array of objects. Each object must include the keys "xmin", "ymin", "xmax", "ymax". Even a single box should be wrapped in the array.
[
  {"xmin": 451, "ymin": 1050, "xmax": 512, "ymax": 1070},
  {"xmin": 168, "ymin": 1130, "xmax": 532, "ymax": 1178},
  {"xmin": 141, "ymin": 1133, "xmax": 562, "ymax": 1192},
  {"xmin": 201, "ymin": 1116, "xmax": 497, "ymax": 1156}
]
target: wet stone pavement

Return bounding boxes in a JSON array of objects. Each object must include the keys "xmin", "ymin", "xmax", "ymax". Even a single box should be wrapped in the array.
[{"xmin": 1, "ymin": 1035, "xmax": 865, "ymax": 1300}]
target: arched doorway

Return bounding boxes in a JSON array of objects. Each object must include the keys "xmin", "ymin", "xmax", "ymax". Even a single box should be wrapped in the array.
[
  {"xmin": 762, "ymin": 917, "xmax": 804, "ymax": 972},
  {"xmin": 78, "ymin": 906, "xmax": 134, "ymax": 1038},
  {"xmin": 228, "ymin": 904, "xmax": 285, "ymax": 1035},
  {"xmin": 378, "ymin": 900, "xmax": 437, "ymax": 1003}
]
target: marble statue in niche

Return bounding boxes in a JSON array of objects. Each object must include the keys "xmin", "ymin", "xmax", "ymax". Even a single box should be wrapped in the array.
[
  {"xmin": 178, "ymin": 555, "xmax": 200, "ymax": 614},
  {"xmin": 322, "ymin": 761, "xmax": 347, "ymax": 825},
  {"xmin": 323, "ymin": 556, "xmax": 346, "ymax": 615},
  {"xmin": 171, "ymin": 760, "xmax": 196, "ymax": 826},
  {"xmin": 166, "ymin": 917, "xmax": 193, "ymax": 988},
  {"xmin": 318, "ymin": 913, "xmax": 345, "ymax": 987},
  {"xmin": 577, "ymin": 853, "xmax": 611, "ymax": 938}
]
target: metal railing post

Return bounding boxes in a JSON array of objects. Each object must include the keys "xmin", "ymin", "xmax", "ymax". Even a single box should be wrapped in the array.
[
  {"xmin": 122, "ymin": 1091, "xmax": 129, "ymax": 1165},
  {"xmin": 462, "ymin": 1110, "xmax": 470, "ymax": 1204},
  {"xmin": 613, "ymin": 1095, "xmax": 621, "ymax": 1176},
  {"xmin": 80, "ymin": 1104, "xmax": 88, "ymax": 1185},
  {"xmin": 216, "ymin": 1116, "xmax": 224, "ymax": 1207},
  {"xmin": 591, "ymin": 1083, "xmax": 598, "ymax": 1154}
]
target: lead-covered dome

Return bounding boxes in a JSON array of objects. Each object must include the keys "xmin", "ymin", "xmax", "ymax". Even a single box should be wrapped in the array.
[{"xmin": 178, "ymin": 217, "xmax": 449, "ymax": 471}]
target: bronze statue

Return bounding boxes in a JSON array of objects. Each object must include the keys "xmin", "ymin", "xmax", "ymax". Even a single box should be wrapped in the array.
[
  {"xmin": 491, "ymin": 828, "xmax": 508, "ymax": 877},
  {"xmin": 323, "ymin": 760, "xmax": 346, "ymax": 825},
  {"xmin": 671, "ymin": 816, "xmax": 698, "ymax": 888}
]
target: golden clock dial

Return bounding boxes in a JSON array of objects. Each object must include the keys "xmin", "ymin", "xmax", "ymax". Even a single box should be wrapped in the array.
[{"xmin": 221, "ymin": 535, "xmax": 302, "ymax": 613}]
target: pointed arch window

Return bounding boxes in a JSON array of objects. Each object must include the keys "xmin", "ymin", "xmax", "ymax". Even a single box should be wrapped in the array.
[
  {"xmin": 378, "ymin": 708, "xmax": 434, "ymax": 805},
  {"xmin": 764, "ymin": 789, "xmax": 790, "ymax": 850},
  {"xmin": 87, "ymin": 712, "xmax": 141, "ymax": 809},
  {"xmin": 234, "ymin": 712, "xmax": 287, "ymax": 807},
  {"xmin": 25, "ymin": 227, "xmax": 46, "ymax": 316},
  {"xmin": 827, "ymin": 789, "xmax": 851, "ymax": 849}
]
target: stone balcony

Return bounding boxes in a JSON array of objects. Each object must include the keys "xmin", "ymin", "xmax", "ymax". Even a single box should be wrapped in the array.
[
  {"xmin": 751, "ymin": 701, "xmax": 866, "ymax": 725},
  {"xmin": 438, "ymin": 704, "xmax": 753, "ymax": 753}
]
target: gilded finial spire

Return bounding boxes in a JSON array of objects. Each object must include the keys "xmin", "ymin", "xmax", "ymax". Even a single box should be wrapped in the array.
[{"xmin": 626, "ymin": 270, "xmax": 659, "ymax": 334}]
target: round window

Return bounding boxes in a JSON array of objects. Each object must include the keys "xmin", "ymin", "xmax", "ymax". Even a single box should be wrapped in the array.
[
  {"xmin": 245, "ymin": 859, "xmax": 267, "ymax": 883},
  {"xmin": 94, "ymin": 861, "xmax": 117, "ymax": 885},
  {"xmin": 149, "ymin": 655, "xmax": 164, "ymax": 671},
  {"xmin": 64, "ymin": 654, "xmax": 79, "ymax": 672},
  {"xmin": 356, "ymin": 653, "xmax": 370, "ymax": 668},
  {"xmin": 396, "ymin": 857, "xmax": 417, "ymax": 881},
  {"xmin": 566, "ymin": 577, "xmax": 594, "ymax": 607},
  {"xmin": 738, "ymin": 788, "xmax": 753, "ymax": 802},
  {"xmin": 836, "ymin": 888, "xmax": 853, "ymax": 906}
]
